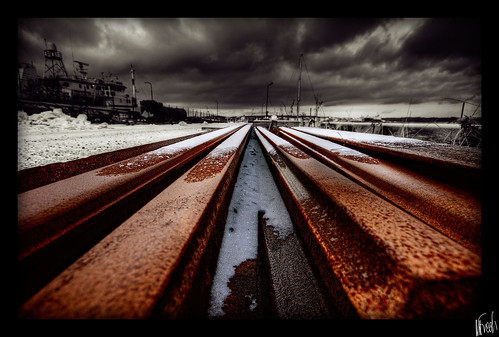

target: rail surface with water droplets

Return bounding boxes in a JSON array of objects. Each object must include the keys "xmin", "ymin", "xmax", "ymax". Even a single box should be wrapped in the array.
[{"xmin": 17, "ymin": 124, "xmax": 482, "ymax": 319}]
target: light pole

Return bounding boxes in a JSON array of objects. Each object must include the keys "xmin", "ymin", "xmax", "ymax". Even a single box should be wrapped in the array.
[
  {"xmin": 266, "ymin": 82, "xmax": 273, "ymax": 119},
  {"xmin": 144, "ymin": 81, "xmax": 153, "ymax": 101}
]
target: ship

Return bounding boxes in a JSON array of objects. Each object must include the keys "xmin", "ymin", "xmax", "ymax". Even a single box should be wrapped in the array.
[{"xmin": 17, "ymin": 41, "xmax": 140, "ymax": 123}]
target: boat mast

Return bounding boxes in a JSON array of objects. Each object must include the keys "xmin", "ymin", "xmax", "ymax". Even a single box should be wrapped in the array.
[
  {"xmin": 130, "ymin": 64, "xmax": 137, "ymax": 110},
  {"xmin": 297, "ymin": 54, "xmax": 303, "ymax": 118}
]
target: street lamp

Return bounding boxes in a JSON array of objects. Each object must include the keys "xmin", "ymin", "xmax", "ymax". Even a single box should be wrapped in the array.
[
  {"xmin": 144, "ymin": 81, "xmax": 153, "ymax": 101},
  {"xmin": 266, "ymin": 82, "xmax": 273, "ymax": 119}
]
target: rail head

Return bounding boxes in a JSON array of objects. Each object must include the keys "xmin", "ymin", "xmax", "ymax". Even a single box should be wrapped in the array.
[
  {"xmin": 255, "ymin": 126, "xmax": 480, "ymax": 318},
  {"xmin": 277, "ymin": 126, "xmax": 481, "ymax": 255},
  {"xmin": 18, "ymin": 125, "xmax": 243, "ymax": 258},
  {"xmin": 17, "ymin": 124, "xmax": 246, "ymax": 306},
  {"xmin": 293, "ymin": 126, "xmax": 481, "ymax": 173},
  {"xmin": 19, "ymin": 124, "xmax": 252, "ymax": 319}
]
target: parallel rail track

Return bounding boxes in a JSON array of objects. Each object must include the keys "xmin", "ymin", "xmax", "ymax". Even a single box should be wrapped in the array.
[{"xmin": 17, "ymin": 124, "xmax": 481, "ymax": 319}]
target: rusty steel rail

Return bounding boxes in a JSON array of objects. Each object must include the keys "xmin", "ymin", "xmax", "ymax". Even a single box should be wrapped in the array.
[
  {"xmin": 17, "ymin": 124, "xmax": 244, "ymax": 305},
  {"xmin": 255, "ymin": 126, "xmax": 480, "ymax": 318},
  {"xmin": 19, "ymin": 124, "xmax": 252, "ymax": 318},
  {"xmin": 17, "ymin": 131, "xmax": 208, "ymax": 193},
  {"xmin": 294, "ymin": 126, "xmax": 482, "ymax": 199},
  {"xmin": 277, "ymin": 126, "xmax": 481, "ymax": 255},
  {"xmin": 18, "ymin": 124, "xmax": 482, "ymax": 319},
  {"xmin": 293, "ymin": 126, "xmax": 481, "ymax": 174}
]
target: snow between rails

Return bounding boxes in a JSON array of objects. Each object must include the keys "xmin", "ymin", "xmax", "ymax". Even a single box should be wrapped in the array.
[{"xmin": 208, "ymin": 129, "xmax": 294, "ymax": 317}]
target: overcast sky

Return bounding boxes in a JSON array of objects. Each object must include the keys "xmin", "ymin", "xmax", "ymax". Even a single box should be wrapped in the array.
[{"xmin": 17, "ymin": 18, "xmax": 481, "ymax": 118}]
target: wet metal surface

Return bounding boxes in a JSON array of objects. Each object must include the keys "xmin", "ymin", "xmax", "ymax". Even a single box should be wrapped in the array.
[
  {"xmin": 17, "ymin": 125, "xmax": 244, "ymax": 309},
  {"xmin": 18, "ymin": 126, "xmax": 240, "ymax": 262},
  {"xmin": 18, "ymin": 124, "xmax": 482, "ymax": 319},
  {"xmin": 19, "ymin": 125, "xmax": 251, "ymax": 318},
  {"xmin": 278, "ymin": 127, "xmax": 481, "ymax": 254},
  {"xmin": 185, "ymin": 148, "xmax": 236, "ymax": 183},
  {"xmin": 294, "ymin": 126, "xmax": 481, "ymax": 173},
  {"xmin": 256, "ymin": 126, "xmax": 480, "ymax": 318},
  {"xmin": 95, "ymin": 148, "xmax": 190, "ymax": 175},
  {"xmin": 259, "ymin": 214, "xmax": 336, "ymax": 318}
]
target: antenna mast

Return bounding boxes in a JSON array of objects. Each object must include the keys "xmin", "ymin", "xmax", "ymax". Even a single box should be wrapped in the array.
[
  {"xmin": 297, "ymin": 54, "xmax": 303, "ymax": 118},
  {"xmin": 43, "ymin": 40, "xmax": 68, "ymax": 79},
  {"xmin": 130, "ymin": 64, "xmax": 137, "ymax": 109}
]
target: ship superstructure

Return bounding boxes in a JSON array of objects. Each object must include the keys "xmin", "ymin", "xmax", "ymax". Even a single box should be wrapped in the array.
[{"xmin": 18, "ymin": 41, "xmax": 137, "ymax": 122}]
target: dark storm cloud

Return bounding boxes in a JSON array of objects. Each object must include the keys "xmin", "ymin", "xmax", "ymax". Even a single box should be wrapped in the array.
[
  {"xmin": 401, "ymin": 18, "xmax": 480, "ymax": 60},
  {"xmin": 17, "ymin": 18, "xmax": 481, "ymax": 112},
  {"xmin": 297, "ymin": 18, "xmax": 386, "ymax": 53},
  {"xmin": 398, "ymin": 18, "xmax": 481, "ymax": 74},
  {"xmin": 18, "ymin": 18, "xmax": 101, "ymax": 60}
]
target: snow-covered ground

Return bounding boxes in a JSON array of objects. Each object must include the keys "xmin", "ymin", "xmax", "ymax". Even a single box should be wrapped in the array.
[
  {"xmin": 17, "ymin": 109, "xmax": 234, "ymax": 171},
  {"xmin": 208, "ymin": 130, "xmax": 294, "ymax": 317}
]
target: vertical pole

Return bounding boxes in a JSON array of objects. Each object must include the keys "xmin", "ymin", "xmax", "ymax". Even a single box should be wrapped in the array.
[
  {"xmin": 266, "ymin": 82, "xmax": 273, "ymax": 119},
  {"xmin": 130, "ymin": 64, "xmax": 136, "ymax": 110},
  {"xmin": 297, "ymin": 54, "xmax": 303, "ymax": 118},
  {"xmin": 144, "ymin": 81, "xmax": 153, "ymax": 100}
]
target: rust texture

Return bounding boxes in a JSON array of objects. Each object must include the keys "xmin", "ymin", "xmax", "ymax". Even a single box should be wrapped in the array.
[
  {"xmin": 19, "ymin": 125, "xmax": 251, "ymax": 319},
  {"xmin": 96, "ymin": 148, "xmax": 189, "ymax": 176},
  {"xmin": 18, "ymin": 130, "xmax": 231, "ymax": 261},
  {"xmin": 18, "ymin": 124, "xmax": 482, "ymax": 319},
  {"xmin": 218, "ymin": 259, "xmax": 267, "ymax": 319},
  {"xmin": 184, "ymin": 148, "xmax": 236, "ymax": 183},
  {"xmin": 255, "ymin": 126, "xmax": 480, "ymax": 318},
  {"xmin": 258, "ymin": 213, "xmax": 337, "ymax": 319},
  {"xmin": 17, "ymin": 125, "xmax": 242, "ymax": 307},
  {"xmin": 295, "ymin": 127, "xmax": 481, "ymax": 175},
  {"xmin": 278, "ymin": 127, "xmax": 481, "ymax": 254},
  {"xmin": 17, "ymin": 132, "xmax": 206, "ymax": 193}
]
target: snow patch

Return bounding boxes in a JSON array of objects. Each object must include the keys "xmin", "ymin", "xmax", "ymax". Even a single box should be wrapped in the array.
[
  {"xmin": 295, "ymin": 126, "xmax": 430, "ymax": 146},
  {"xmin": 247, "ymin": 294, "xmax": 258, "ymax": 311},
  {"xmin": 281, "ymin": 127, "xmax": 373, "ymax": 160},
  {"xmin": 17, "ymin": 109, "xmax": 240, "ymax": 171},
  {"xmin": 208, "ymin": 130, "xmax": 294, "ymax": 317},
  {"xmin": 18, "ymin": 109, "xmax": 107, "ymax": 131},
  {"xmin": 150, "ymin": 124, "xmax": 240, "ymax": 156}
]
